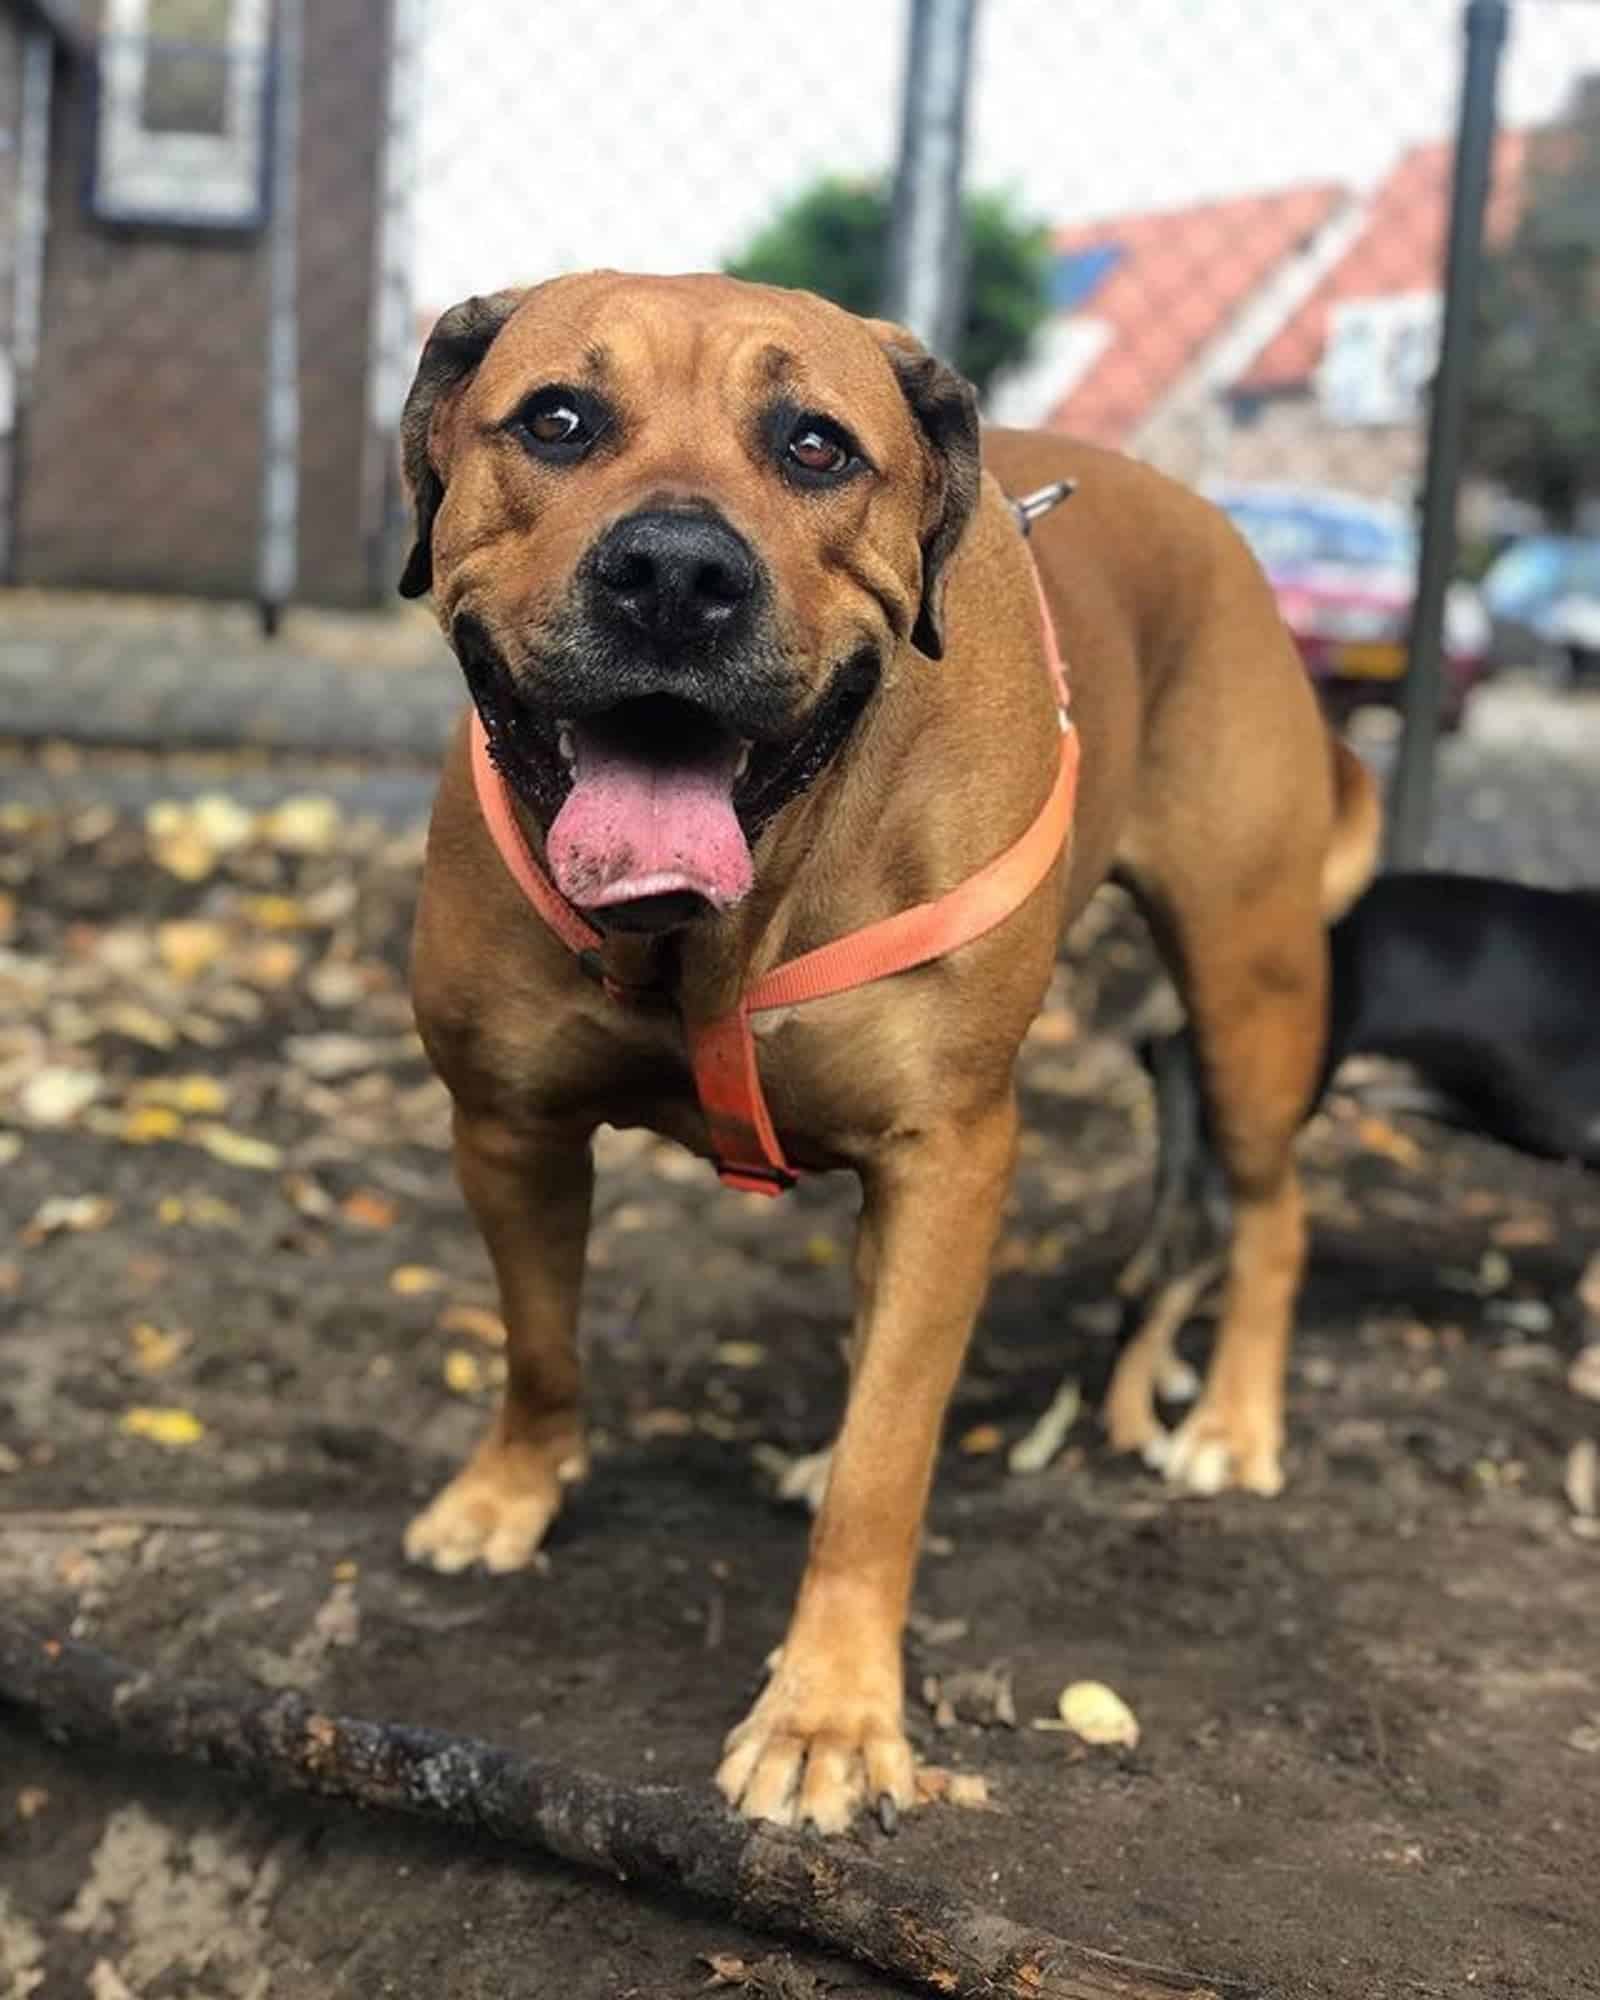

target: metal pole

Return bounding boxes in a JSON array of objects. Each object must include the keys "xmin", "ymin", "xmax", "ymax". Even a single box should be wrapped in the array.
[
  {"xmin": 257, "ymin": 0, "xmax": 302, "ymax": 638},
  {"xmin": 1385, "ymin": 0, "xmax": 1510, "ymax": 869},
  {"xmin": 884, "ymin": 0, "xmax": 980, "ymax": 358}
]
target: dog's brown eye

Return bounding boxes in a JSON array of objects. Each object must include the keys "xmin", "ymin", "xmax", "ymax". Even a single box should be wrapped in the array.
[
  {"xmin": 788, "ymin": 427, "xmax": 849, "ymax": 476},
  {"xmin": 527, "ymin": 405, "xmax": 583, "ymax": 445}
]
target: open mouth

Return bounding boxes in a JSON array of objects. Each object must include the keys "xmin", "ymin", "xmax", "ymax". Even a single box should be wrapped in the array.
[
  {"xmin": 546, "ymin": 696, "xmax": 755, "ymax": 925},
  {"xmin": 456, "ymin": 616, "xmax": 881, "ymax": 932}
]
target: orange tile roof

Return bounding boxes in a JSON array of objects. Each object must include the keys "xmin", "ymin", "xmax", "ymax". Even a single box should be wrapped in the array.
[
  {"xmin": 1238, "ymin": 131, "xmax": 1530, "ymax": 392},
  {"xmin": 1043, "ymin": 184, "xmax": 1348, "ymax": 444}
]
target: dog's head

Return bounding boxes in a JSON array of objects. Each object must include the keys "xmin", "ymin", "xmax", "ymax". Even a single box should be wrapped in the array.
[{"xmin": 398, "ymin": 271, "xmax": 980, "ymax": 932}]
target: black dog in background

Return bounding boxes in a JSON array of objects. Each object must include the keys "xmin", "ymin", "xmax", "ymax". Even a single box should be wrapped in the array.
[{"xmin": 1115, "ymin": 872, "xmax": 1600, "ymax": 1446}]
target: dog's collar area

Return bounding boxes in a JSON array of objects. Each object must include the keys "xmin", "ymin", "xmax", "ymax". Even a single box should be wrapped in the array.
[{"xmin": 468, "ymin": 506, "xmax": 1080, "ymax": 1198}]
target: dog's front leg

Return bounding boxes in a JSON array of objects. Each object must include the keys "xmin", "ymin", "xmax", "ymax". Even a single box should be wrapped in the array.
[
  {"xmin": 405, "ymin": 1110, "xmax": 592, "ymax": 1574},
  {"xmin": 717, "ymin": 1096, "xmax": 1018, "ymax": 1832}
]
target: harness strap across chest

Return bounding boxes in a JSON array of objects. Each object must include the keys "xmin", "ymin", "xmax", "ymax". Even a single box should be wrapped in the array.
[{"xmin": 469, "ymin": 541, "xmax": 1079, "ymax": 1197}]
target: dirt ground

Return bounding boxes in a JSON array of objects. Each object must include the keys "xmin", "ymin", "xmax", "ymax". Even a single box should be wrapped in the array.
[{"xmin": 2, "ymin": 767, "xmax": 1598, "ymax": 2000}]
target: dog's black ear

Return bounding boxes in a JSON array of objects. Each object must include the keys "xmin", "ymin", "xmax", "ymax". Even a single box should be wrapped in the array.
[
  {"xmin": 872, "ymin": 326, "xmax": 981, "ymax": 660},
  {"xmin": 397, "ymin": 288, "xmax": 526, "ymax": 600}
]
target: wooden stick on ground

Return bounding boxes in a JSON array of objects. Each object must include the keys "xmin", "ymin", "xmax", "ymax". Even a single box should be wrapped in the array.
[{"xmin": 0, "ymin": 1615, "xmax": 1237, "ymax": 2000}]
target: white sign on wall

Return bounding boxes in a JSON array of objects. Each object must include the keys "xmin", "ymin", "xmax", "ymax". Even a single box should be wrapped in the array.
[{"xmin": 1317, "ymin": 292, "xmax": 1442, "ymax": 429}]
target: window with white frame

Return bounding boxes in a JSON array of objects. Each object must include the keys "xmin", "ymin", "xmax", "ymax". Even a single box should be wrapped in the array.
[{"xmin": 92, "ymin": 0, "xmax": 271, "ymax": 228}]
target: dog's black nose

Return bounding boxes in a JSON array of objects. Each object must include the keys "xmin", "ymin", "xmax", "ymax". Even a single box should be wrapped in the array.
[{"xmin": 590, "ymin": 510, "xmax": 756, "ymax": 644}]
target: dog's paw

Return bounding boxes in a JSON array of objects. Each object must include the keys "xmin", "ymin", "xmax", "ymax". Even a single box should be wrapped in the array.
[
  {"xmin": 404, "ymin": 1433, "xmax": 586, "ymax": 1574},
  {"xmin": 716, "ymin": 1668, "xmax": 914, "ymax": 1834},
  {"xmin": 1160, "ymin": 1402, "xmax": 1283, "ymax": 1497}
]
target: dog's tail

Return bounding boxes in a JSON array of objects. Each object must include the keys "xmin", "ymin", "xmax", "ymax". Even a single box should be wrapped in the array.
[{"xmin": 1321, "ymin": 735, "xmax": 1382, "ymax": 920}]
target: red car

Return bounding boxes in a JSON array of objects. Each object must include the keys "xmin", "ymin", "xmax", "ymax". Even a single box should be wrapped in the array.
[{"xmin": 1212, "ymin": 485, "xmax": 1492, "ymax": 732}]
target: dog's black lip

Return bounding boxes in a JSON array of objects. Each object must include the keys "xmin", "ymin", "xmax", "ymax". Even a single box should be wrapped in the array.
[{"xmin": 451, "ymin": 611, "xmax": 881, "ymax": 849}]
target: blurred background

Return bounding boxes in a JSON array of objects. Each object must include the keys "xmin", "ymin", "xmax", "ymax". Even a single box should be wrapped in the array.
[
  {"xmin": 0, "ymin": 0, "xmax": 1594, "ymax": 844},
  {"xmin": 0, "ymin": 0, "xmax": 1597, "ymax": 768}
]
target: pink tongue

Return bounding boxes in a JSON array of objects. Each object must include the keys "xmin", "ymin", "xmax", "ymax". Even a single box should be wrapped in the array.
[{"xmin": 547, "ymin": 727, "xmax": 753, "ymax": 913}]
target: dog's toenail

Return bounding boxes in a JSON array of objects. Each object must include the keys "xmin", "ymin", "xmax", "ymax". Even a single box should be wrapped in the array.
[{"xmin": 876, "ymin": 1793, "xmax": 899, "ymax": 1836}]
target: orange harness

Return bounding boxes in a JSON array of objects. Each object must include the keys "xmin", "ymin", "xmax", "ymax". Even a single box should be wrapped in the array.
[{"xmin": 469, "ymin": 539, "xmax": 1078, "ymax": 1197}]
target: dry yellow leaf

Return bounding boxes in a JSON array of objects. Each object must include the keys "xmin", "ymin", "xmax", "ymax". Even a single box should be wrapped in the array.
[
  {"xmin": 120, "ymin": 1105, "xmax": 183, "ymax": 1145},
  {"xmin": 119, "ymin": 1406, "xmax": 205, "ymax": 1448},
  {"xmin": 1055, "ymin": 1680, "xmax": 1140, "ymax": 1749},
  {"xmin": 804, "ymin": 1233, "xmax": 840, "ymax": 1267},
  {"xmin": 389, "ymin": 1264, "xmax": 448, "ymax": 1297},
  {"xmin": 958, "ymin": 1423, "xmax": 1005, "ymax": 1456},
  {"xmin": 436, "ymin": 1302, "xmax": 506, "ymax": 1346},
  {"xmin": 156, "ymin": 919, "xmax": 229, "ymax": 982},
  {"xmin": 128, "ymin": 1323, "xmax": 184, "ymax": 1375},
  {"xmin": 259, "ymin": 795, "xmax": 341, "ymax": 854},
  {"xmin": 135, "ymin": 1075, "xmax": 228, "ymax": 1115},
  {"xmin": 443, "ymin": 1349, "xmax": 485, "ymax": 1395},
  {"xmin": 241, "ymin": 939, "xmax": 306, "ymax": 988},
  {"xmin": 188, "ymin": 1124, "xmax": 283, "ymax": 1171},
  {"xmin": 157, "ymin": 1196, "xmax": 186, "ymax": 1226},
  {"xmin": 714, "ymin": 1340, "xmax": 765, "ymax": 1369},
  {"xmin": 332, "ymin": 1559, "xmax": 360, "ymax": 1582},
  {"xmin": 102, "ymin": 1003, "xmax": 178, "ymax": 1051},
  {"xmin": 242, "ymin": 894, "xmax": 310, "ymax": 931}
]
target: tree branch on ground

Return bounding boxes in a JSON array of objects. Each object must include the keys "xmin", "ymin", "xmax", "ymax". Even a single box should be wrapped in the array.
[{"xmin": 0, "ymin": 1614, "xmax": 1236, "ymax": 2000}]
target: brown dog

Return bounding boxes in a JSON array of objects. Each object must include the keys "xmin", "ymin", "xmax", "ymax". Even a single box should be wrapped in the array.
[{"xmin": 396, "ymin": 271, "xmax": 1379, "ymax": 1833}]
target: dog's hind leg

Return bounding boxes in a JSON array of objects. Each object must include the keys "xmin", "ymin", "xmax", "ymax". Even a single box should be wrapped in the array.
[
  {"xmin": 1163, "ymin": 881, "xmax": 1325, "ymax": 1496},
  {"xmin": 404, "ymin": 1111, "xmax": 592, "ymax": 1572}
]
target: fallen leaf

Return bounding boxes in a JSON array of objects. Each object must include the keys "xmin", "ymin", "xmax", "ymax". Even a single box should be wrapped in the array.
[
  {"xmin": 715, "ymin": 1340, "xmax": 765, "ymax": 1370},
  {"xmin": 443, "ymin": 1349, "xmax": 485, "ymax": 1395},
  {"xmin": 241, "ymin": 939, "xmax": 306, "ymax": 988},
  {"xmin": 283, "ymin": 1172, "xmax": 336, "ymax": 1220},
  {"xmin": 701, "ymin": 1957, "xmax": 752, "ymax": 1989},
  {"xmin": 1490, "ymin": 1214, "xmax": 1556, "ymax": 1249},
  {"xmin": 914, "ymin": 1766, "xmax": 992, "ymax": 1809},
  {"xmin": 156, "ymin": 919, "xmax": 230, "ymax": 982},
  {"xmin": 242, "ymin": 893, "xmax": 311, "ymax": 931},
  {"xmin": 632, "ymin": 1408, "xmax": 695, "ymax": 1439},
  {"xmin": 341, "ymin": 1188, "xmax": 397, "ymax": 1230},
  {"xmin": 189, "ymin": 1124, "xmax": 283, "ymax": 1171},
  {"xmin": 1008, "ymin": 1376, "xmax": 1081, "ymax": 1476},
  {"xmin": 120, "ymin": 1104, "xmax": 184, "ymax": 1144},
  {"xmin": 389, "ymin": 1265, "xmax": 448, "ymax": 1296},
  {"xmin": 119, "ymin": 1406, "xmax": 205, "ymax": 1448},
  {"xmin": 22, "ymin": 1194, "xmax": 116, "ymax": 1245},
  {"xmin": 1356, "ymin": 1115, "xmax": 1422, "ymax": 1171},
  {"xmin": 1052, "ymin": 1680, "xmax": 1140, "ymax": 1749},
  {"xmin": 1478, "ymin": 1248, "xmax": 1512, "ymax": 1294},
  {"xmin": 1568, "ymin": 1718, "xmax": 1600, "ymax": 1755},
  {"xmin": 259, "ymin": 794, "xmax": 341, "ymax": 854},
  {"xmin": 332, "ymin": 1559, "xmax": 359, "ymax": 1583},
  {"xmin": 18, "ymin": 1066, "xmax": 100, "ymax": 1127},
  {"xmin": 134, "ymin": 1074, "xmax": 228, "ymax": 1115},
  {"xmin": 437, "ymin": 1302, "xmax": 507, "ymax": 1346},
  {"xmin": 958, "ymin": 1423, "xmax": 1004, "ymax": 1456},
  {"xmin": 16, "ymin": 1786, "xmax": 48, "ymax": 1821},
  {"xmin": 128, "ymin": 1323, "xmax": 185, "ymax": 1375},
  {"xmin": 1565, "ymin": 1439, "xmax": 1598, "ymax": 1520},
  {"xmin": 101, "ymin": 1003, "xmax": 177, "ymax": 1050},
  {"xmin": 804, "ymin": 1233, "xmax": 839, "ymax": 1267}
]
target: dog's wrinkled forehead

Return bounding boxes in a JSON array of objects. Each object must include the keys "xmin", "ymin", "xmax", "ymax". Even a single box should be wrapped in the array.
[{"xmin": 472, "ymin": 272, "xmax": 919, "ymax": 456}]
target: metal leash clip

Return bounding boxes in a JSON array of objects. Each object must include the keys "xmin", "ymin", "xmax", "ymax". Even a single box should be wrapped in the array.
[{"xmin": 1008, "ymin": 479, "xmax": 1076, "ymax": 538}]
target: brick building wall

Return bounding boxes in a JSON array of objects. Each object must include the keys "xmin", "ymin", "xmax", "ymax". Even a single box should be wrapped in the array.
[{"xmin": 13, "ymin": 0, "xmax": 393, "ymax": 604}]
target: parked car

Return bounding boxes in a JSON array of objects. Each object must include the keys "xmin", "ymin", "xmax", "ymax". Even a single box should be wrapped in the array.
[
  {"xmin": 1210, "ymin": 484, "xmax": 1492, "ymax": 732},
  {"xmin": 1479, "ymin": 534, "xmax": 1600, "ymax": 685}
]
